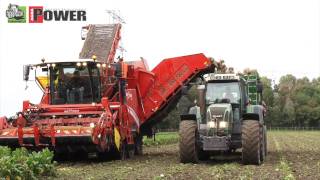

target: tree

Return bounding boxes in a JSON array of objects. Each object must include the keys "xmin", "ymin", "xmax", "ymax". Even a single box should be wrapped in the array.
[
  {"xmin": 260, "ymin": 77, "xmax": 274, "ymax": 127},
  {"xmin": 277, "ymin": 75, "xmax": 297, "ymax": 126},
  {"xmin": 260, "ymin": 77, "xmax": 274, "ymax": 107}
]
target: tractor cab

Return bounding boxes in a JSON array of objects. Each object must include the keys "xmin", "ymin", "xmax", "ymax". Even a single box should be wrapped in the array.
[
  {"xmin": 198, "ymin": 74, "xmax": 247, "ymax": 136},
  {"xmin": 24, "ymin": 59, "xmax": 109, "ymax": 105}
]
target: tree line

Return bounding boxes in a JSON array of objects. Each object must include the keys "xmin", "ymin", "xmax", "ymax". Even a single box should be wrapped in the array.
[{"xmin": 262, "ymin": 75, "xmax": 320, "ymax": 128}]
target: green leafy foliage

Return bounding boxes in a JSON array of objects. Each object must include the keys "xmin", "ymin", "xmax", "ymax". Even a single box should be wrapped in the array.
[
  {"xmin": 0, "ymin": 147, "xmax": 56, "ymax": 179},
  {"xmin": 143, "ymin": 132, "xmax": 179, "ymax": 146},
  {"xmin": 270, "ymin": 75, "xmax": 320, "ymax": 127}
]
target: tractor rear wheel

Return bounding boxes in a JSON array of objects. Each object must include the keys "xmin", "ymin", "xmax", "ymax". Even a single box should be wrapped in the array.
[
  {"xmin": 242, "ymin": 120, "xmax": 262, "ymax": 165},
  {"xmin": 260, "ymin": 126, "xmax": 266, "ymax": 162},
  {"xmin": 179, "ymin": 120, "xmax": 199, "ymax": 163}
]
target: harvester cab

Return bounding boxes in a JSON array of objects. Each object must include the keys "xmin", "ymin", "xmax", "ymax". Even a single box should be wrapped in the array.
[
  {"xmin": 24, "ymin": 59, "xmax": 106, "ymax": 105},
  {"xmin": 179, "ymin": 73, "xmax": 267, "ymax": 165}
]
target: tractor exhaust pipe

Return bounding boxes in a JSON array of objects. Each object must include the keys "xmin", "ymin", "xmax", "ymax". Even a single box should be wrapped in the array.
[{"xmin": 197, "ymin": 85, "xmax": 206, "ymax": 119}]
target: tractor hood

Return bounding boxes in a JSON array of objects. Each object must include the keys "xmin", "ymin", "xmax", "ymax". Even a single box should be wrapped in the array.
[
  {"xmin": 205, "ymin": 103, "xmax": 232, "ymax": 135},
  {"xmin": 207, "ymin": 103, "xmax": 232, "ymax": 122}
]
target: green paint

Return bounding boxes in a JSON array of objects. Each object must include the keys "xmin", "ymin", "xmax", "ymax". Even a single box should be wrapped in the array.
[{"xmin": 7, "ymin": 5, "xmax": 27, "ymax": 23}]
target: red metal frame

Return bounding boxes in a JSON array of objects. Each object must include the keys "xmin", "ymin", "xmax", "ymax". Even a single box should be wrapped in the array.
[{"xmin": 107, "ymin": 24, "xmax": 121, "ymax": 64}]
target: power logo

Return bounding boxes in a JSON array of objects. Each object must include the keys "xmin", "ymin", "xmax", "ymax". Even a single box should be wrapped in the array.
[
  {"xmin": 29, "ymin": 6, "xmax": 43, "ymax": 23},
  {"xmin": 29, "ymin": 7, "xmax": 86, "ymax": 23},
  {"xmin": 6, "ymin": 4, "xmax": 27, "ymax": 23},
  {"xmin": 6, "ymin": 4, "xmax": 86, "ymax": 23}
]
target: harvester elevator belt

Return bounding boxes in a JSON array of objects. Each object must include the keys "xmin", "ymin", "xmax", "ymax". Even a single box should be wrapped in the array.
[{"xmin": 79, "ymin": 24, "xmax": 118, "ymax": 61}]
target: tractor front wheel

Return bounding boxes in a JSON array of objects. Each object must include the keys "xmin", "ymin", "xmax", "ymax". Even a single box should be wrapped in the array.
[
  {"xmin": 242, "ymin": 120, "xmax": 262, "ymax": 165},
  {"xmin": 179, "ymin": 120, "xmax": 199, "ymax": 163}
]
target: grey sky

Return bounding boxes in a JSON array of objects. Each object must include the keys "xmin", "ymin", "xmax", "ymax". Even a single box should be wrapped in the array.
[{"xmin": 0, "ymin": 0, "xmax": 319, "ymax": 116}]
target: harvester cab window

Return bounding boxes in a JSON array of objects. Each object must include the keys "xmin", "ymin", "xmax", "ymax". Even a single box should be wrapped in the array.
[
  {"xmin": 50, "ymin": 62, "xmax": 101, "ymax": 104},
  {"xmin": 206, "ymin": 82, "xmax": 240, "ymax": 104}
]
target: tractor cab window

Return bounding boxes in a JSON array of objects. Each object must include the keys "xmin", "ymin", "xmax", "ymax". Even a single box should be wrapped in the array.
[
  {"xmin": 206, "ymin": 82, "xmax": 240, "ymax": 104},
  {"xmin": 49, "ymin": 62, "xmax": 101, "ymax": 104}
]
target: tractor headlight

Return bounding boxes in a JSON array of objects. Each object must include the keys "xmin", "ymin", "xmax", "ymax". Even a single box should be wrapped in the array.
[
  {"xmin": 219, "ymin": 121, "xmax": 228, "ymax": 128},
  {"xmin": 207, "ymin": 121, "xmax": 216, "ymax": 128}
]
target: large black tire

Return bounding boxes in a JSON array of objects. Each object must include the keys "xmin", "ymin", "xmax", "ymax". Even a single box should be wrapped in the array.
[
  {"xmin": 127, "ymin": 143, "xmax": 135, "ymax": 159},
  {"xmin": 179, "ymin": 120, "xmax": 199, "ymax": 163},
  {"xmin": 119, "ymin": 142, "xmax": 127, "ymax": 160},
  {"xmin": 112, "ymin": 142, "xmax": 128, "ymax": 160},
  {"xmin": 260, "ymin": 126, "xmax": 266, "ymax": 162},
  {"xmin": 242, "ymin": 120, "xmax": 262, "ymax": 165},
  {"xmin": 134, "ymin": 134, "xmax": 143, "ymax": 155},
  {"xmin": 264, "ymin": 125, "xmax": 267, "ymax": 157}
]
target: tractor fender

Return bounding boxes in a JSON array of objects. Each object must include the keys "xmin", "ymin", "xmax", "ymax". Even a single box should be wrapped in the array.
[{"xmin": 243, "ymin": 105, "xmax": 264, "ymax": 123}]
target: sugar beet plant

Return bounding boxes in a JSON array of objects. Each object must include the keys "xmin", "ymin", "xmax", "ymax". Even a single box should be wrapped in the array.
[{"xmin": 0, "ymin": 146, "xmax": 56, "ymax": 179}]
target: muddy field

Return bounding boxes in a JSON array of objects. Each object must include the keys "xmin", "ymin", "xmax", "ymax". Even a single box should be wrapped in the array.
[{"xmin": 53, "ymin": 131, "xmax": 320, "ymax": 180}]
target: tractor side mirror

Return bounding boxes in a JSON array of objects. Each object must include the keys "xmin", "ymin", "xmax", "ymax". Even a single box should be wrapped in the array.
[
  {"xmin": 257, "ymin": 83, "xmax": 263, "ymax": 93},
  {"xmin": 23, "ymin": 65, "xmax": 30, "ymax": 81}
]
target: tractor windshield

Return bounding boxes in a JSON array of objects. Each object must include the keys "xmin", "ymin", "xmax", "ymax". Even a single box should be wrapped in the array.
[
  {"xmin": 206, "ymin": 82, "xmax": 240, "ymax": 104},
  {"xmin": 49, "ymin": 62, "xmax": 101, "ymax": 104}
]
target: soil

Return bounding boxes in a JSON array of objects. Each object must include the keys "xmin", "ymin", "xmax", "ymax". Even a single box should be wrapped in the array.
[{"xmin": 52, "ymin": 131, "xmax": 320, "ymax": 180}]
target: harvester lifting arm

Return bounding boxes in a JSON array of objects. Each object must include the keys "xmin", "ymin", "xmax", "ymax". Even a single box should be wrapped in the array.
[{"xmin": 137, "ymin": 54, "xmax": 216, "ymax": 136}]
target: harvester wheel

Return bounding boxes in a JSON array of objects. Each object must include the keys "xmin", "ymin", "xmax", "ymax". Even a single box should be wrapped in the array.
[
  {"xmin": 97, "ymin": 151, "xmax": 109, "ymax": 160},
  {"xmin": 119, "ymin": 142, "xmax": 127, "ymax": 160},
  {"xmin": 54, "ymin": 152, "xmax": 70, "ymax": 161},
  {"xmin": 179, "ymin": 120, "xmax": 199, "ymax": 163},
  {"xmin": 242, "ymin": 120, "xmax": 262, "ymax": 165},
  {"xmin": 75, "ymin": 151, "xmax": 89, "ymax": 160},
  {"xmin": 127, "ymin": 144, "xmax": 135, "ymax": 158},
  {"xmin": 134, "ymin": 134, "xmax": 143, "ymax": 155}
]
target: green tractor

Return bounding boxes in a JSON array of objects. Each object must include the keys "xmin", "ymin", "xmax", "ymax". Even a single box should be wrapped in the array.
[{"xmin": 179, "ymin": 73, "xmax": 267, "ymax": 165}]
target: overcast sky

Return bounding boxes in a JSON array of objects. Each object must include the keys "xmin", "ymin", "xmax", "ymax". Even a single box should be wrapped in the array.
[{"xmin": 0, "ymin": 0, "xmax": 319, "ymax": 116}]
